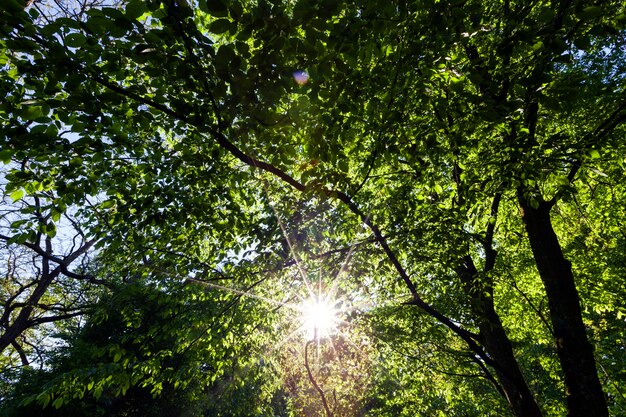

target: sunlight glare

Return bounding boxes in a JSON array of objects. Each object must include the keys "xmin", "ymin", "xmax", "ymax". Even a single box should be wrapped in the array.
[{"xmin": 301, "ymin": 297, "xmax": 338, "ymax": 341}]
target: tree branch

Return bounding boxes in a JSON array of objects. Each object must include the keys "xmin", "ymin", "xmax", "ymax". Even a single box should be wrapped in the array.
[
  {"xmin": 28, "ymin": 311, "xmax": 84, "ymax": 326},
  {"xmin": 551, "ymin": 98, "xmax": 626, "ymax": 205},
  {"xmin": 305, "ymin": 340, "xmax": 334, "ymax": 417},
  {"xmin": 90, "ymin": 66, "xmax": 495, "ymax": 371},
  {"xmin": 10, "ymin": 340, "xmax": 29, "ymax": 366}
]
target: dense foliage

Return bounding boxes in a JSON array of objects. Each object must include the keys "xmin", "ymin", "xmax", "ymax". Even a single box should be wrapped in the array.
[{"xmin": 1, "ymin": 0, "xmax": 625, "ymax": 416}]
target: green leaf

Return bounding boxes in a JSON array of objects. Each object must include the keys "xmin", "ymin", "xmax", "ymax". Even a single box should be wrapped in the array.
[
  {"xmin": 199, "ymin": 0, "xmax": 228, "ymax": 16},
  {"xmin": 10, "ymin": 189, "xmax": 24, "ymax": 202},
  {"xmin": 52, "ymin": 397, "xmax": 64, "ymax": 409},
  {"xmin": 44, "ymin": 223, "xmax": 57, "ymax": 238},
  {"xmin": 10, "ymin": 220, "xmax": 28, "ymax": 228},
  {"xmin": 28, "ymin": 7, "xmax": 39, "ymax": 19},
  {"xmin": 65, "ymin": 33, "xmax": 87, "ymax": 48},
  {"xmin": 23, "ymin": 106, "xmax": 44, "ymax": 120},
  {"xmin": 0, "ymin": 149, "xmax": 11, "ymax": 164},
  {"xmin": 579, "ymin": 6, "xmax": 603, "ymax": 20},
  {"xmin": 529, "ymin": 197, "xmax": 539, "ymax": 210},
  {"xmin": 51, "ymin": 210, "xmax": 62, "ymax": 223},
  {"xmin": 215, "ymin": 44, "xmax": 237, "ymax": 76},
  {"xmin": 40, "ymin": 22, "xmax": 62, "ymax": 36},
  {"xmin": 2, "ymin": 0, "xmax": 27, "ymax": 14},
  {"xmin": 86, "ymin": 16, "xmax": 113, "ymax": 35},
  {"xmin": 573, "ymin": 36, "xmax": 591, "ymax": 50},
  {"xmin": 93, "ymin": 386, "xmax": 103, "ymax": 400},
  {"xmin": 210, "ymin": 19, "xmax": 232, "ymax": 34},
  {"xmin": 38, "ymin": 392, "xmax": 50, "ymax": 408},
  {"xmin": 589, "ymin": 149, "xmax": 600, "ymax": 159},
  {"xmin": 537, "ymin": 8, "xmax": 556, "ymax": 23},
  {"xmin": 125, "ymin": 0, "xmax": 147, "ymax": 20}
]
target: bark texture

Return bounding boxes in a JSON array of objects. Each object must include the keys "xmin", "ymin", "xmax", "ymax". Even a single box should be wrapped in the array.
[
  {"xmin": 519, "ymin": 196, "xmax": 607, "ymax": 417},
  {"xmin": 457, "ymin": 256, "xmax": 543, "ymax": 417}
]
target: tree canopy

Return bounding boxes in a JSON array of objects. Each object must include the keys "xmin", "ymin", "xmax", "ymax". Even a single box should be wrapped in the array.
[{"xmin": 1, "ymin": 0, "xmax": 625, "ymax": 416}]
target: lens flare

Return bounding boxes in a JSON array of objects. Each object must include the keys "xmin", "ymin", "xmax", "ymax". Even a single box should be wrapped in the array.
[
  {"xmin": 300, "ymin": 297, "xmax": 338, "ymax": 340},
  {"xmin": 293, "ymin": 70, "xmax": 310, "ymax": 85}
]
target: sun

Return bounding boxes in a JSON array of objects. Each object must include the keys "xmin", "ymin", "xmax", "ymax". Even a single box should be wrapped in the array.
[{"xmin": 300, "ymin": 296, "xmax": 339, "ymax": 341}]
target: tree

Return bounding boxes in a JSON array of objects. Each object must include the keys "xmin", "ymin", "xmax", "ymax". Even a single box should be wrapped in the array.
[
  {"xmin": 0, "ymin": 0, "xmax": 126, "ymax": 368},
  {"xmin": 0, "ymin": 174, "xmax": 102, "ymax": 364},
  {"xmin": 1, "ymin": 1, "xmax": 625, "ymax": 416},
  {"xmin": 1, "ymin": 278, "xmax": 285, "ymax": 416}
]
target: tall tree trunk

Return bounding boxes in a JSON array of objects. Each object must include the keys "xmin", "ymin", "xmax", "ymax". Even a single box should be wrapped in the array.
[
  {"xmin": 518, "ymin": 194, "xmax": 608, "ymax": 417},
  {"xmin": 457, "ymin": 256, "xmax": 543, "ymax": 417}
]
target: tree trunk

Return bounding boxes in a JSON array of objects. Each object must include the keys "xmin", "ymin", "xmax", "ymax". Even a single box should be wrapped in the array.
[
  {"xmin": 457, "ymin": 257, "xmax": 543, "ymax": 417},
  {"xmin": 518, "ymin": 194, "xmax": 608, "ymax": 417}
]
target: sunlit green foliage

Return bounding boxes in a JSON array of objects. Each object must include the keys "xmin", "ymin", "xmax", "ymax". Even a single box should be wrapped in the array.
[
  {"xmin": 1, "ymin": 0, "xmax": 626, "ymax": 416},
  {"xmin": 1, "ymin": 278, "xmax": 285, "ymax": 416}
]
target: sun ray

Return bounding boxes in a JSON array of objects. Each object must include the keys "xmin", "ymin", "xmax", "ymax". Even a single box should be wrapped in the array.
[
  {"xmin": 262, "ymin": 325, "xmax": 309, "ymax": 359},
  {"xmin": 300, "ymin": 295, "xmax": 340, "ymax": 341},
  {"xmin": 187, "ymin": 278, "xmax": 300, "ymax": 311},
  {"xmin": 262, "ymin": 180, "xmax": 315, "ymax": 297},
  {"xmin": 326, "ymin": 240, "xmax": 358, "ymax": 303}
]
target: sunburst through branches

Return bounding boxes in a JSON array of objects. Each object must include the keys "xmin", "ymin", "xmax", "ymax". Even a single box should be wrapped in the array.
[
  {"xmin": 300, "ymin": 293, "xmax": 340, "ymax": 341},
  {"xmin": 184, "ymin": 185, "xmax": 380, "ymax": 416}
]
